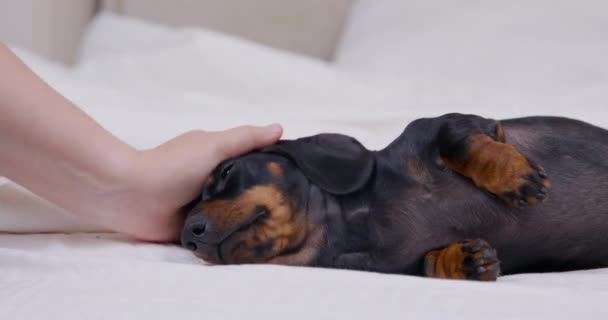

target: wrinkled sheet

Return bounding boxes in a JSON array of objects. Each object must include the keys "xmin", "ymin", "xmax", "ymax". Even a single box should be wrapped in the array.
[{"xmin": 1, "ymin": 12, "xmax": 608, "ymax": 320}]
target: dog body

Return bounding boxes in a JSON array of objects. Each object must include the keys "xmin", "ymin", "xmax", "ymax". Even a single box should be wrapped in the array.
[
  {"xmin": 322, "ymin": 115, "xmax": 608, "ymax": 276},
  {"xmin": 182, "ymin": 114, "xmax": 608, "ymax": 280}
]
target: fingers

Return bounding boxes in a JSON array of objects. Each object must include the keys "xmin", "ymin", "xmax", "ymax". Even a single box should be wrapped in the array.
[{"xmin": 211, "ymin": 124, "xmax": 283, "ymax": 160}]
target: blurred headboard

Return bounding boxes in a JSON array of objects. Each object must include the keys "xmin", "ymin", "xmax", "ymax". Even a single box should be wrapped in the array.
[
  {"xmin": 101, "ymin": 0, "xmax": 354, "ymax": 61},
  {"xmin": 0, "ymin": 0, "xmax": 354, "ymax": 65}
]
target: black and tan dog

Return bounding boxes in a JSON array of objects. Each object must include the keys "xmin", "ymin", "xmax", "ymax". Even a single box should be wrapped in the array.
[{"xmin": 181, "ymin": 113, "xmax": 608, "ymax": 281}]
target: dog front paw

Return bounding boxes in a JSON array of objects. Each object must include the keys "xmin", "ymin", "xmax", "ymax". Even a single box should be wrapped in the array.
[
  {"xmin": 466, "ymin": 139, "xmax": 551, "ymax": 208},
  {"xmin": 499, "ymin": 158, "xmax": 550, "ymax": 208},
  {"xmin": 424, "ymin": 239, "xmax": 501, "ymax": 281}
]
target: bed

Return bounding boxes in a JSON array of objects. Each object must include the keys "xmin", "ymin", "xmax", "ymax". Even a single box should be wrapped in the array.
[{"xmin": 1, "ymin": 1, "xmax": 608, "ymax": 319}]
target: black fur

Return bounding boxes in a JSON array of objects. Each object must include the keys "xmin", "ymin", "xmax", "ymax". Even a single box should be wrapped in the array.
[{"xmin": 266, "ymin": 134, "xmax": 375, "ymax": 195}]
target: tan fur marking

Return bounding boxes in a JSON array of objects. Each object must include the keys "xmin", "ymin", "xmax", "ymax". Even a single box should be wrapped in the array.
[
  {"xmin": 267, "ymin": 162, "xmax": 283, "ymax": 177},
  {"xmin": 444, "ymin": 134, "xmax": 532, "ymax": 194},
  {"xmin": 202, "ymin": 185, "xmax": 315, "ymax": 264},
  {"xmin": 424, "ymin": 244, "xmax": 467, "ymax": 279},
  {"xmin": 495, "ymin": 122, "xmax": 506, "ymax": 143},
  {"xmin": 443, "ymin": 134, "xmax": 550, "ymax": 206},
  {"xmin": 266, "ymin": 223, "xmax": 325, "ymax": 266},
  {"xmin": 424, "ymin": 240, "xmax": 499, "ymax": 281}
]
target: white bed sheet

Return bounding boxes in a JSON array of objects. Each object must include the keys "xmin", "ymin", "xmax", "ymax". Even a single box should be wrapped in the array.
[
  {"xmin": 1, "ymin": 12, "xmax": 608, "ymax": 320},
  {"xmin": 1, "ymin": 233, "xmax": 607, "ymax": 320}
]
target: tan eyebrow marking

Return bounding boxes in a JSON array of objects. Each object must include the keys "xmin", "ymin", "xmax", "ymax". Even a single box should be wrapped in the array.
[{"xmin": 267, "ymin": 162, "xmax": 283, "ymax": 177}]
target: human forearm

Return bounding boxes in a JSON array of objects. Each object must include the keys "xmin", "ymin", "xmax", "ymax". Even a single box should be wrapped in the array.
[{"xmin": 0, "ymin": 43, "xmax": 137, "ymax": 221}]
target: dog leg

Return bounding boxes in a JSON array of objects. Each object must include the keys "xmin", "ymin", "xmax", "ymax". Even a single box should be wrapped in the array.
[
  {"xmin": 437, "ymin": 115, "xmax": 550, "ymax": 208},
  {"xmin": 423, "ymin": 239, "xmax": 500, "ymax": 281}
]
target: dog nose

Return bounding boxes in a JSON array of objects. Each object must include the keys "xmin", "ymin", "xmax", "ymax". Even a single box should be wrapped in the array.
[
  {"xmin": 181, "ymin": 221, "xmax": 208, "ymax": 251},
  {"xmin": 190, "ymin": 222, "xmax": 207, "ymax": 237}
]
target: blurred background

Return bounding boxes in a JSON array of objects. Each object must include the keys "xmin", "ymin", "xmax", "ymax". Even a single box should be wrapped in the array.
[
  {"xmin": 0, "ymin": 0, "xmax": 352, "ymax": 64},
  {"xmin": 0, "ymin": 0, "xmax": 606, "ymax": 151}
]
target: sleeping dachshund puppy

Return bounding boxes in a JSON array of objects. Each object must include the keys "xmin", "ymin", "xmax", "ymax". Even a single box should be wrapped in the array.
[{"xmin": 180, "ymin": 113, "xmax": 608, "ymax": 281}]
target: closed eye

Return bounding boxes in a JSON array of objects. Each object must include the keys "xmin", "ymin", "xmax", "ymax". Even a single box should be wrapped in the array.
[
  {"xmin": 210, "ymin": 162, "xmax": 236, "ymax": 197},
  {"xmin": 220, "ymin": 163, "xmax": 234, "ymax": 180},
  {"xmin": 202, "ymin": 162, "xmax": 235, "ymax": 201}
]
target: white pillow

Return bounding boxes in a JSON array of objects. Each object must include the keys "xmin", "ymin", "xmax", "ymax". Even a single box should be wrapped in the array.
[
  {"xmin": 76, "ymin": 12, "xmax": 395, "ymax": 109},
  {"xmin": 337, "ymin": 0, "xmax": 608, "ymax": 93}
]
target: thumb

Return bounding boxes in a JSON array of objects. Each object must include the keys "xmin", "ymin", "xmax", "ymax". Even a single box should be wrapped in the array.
[{"xmin": 212, "ymin": 124, "xmax": 283, "ymax": 160}]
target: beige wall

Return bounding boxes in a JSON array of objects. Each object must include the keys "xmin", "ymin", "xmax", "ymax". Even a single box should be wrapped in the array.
[
  {"xmin": 102, "ymin": 0, "xmax": 352, "ymax": 60},
  {"xmin": 0, "ymin": 0, "xmax": 352, "ymax": 64},
  {"xmin": 0, "ymin": 0, "xmax": 96, "ymax": 64},
  {"xmin": 0, "ymin": 1, "xmax": 35, "ymax": 48}
]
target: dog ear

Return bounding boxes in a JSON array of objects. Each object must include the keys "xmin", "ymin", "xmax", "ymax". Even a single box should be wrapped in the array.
[{"xmin": 265, "ymin": 134, "xmax": 375, "ymax": 195}]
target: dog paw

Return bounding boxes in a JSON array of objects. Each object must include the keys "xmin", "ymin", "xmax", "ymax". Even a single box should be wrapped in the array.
[
  {"xmin": 424, "ymin": 239, "xmax": 501, "ymax": 281},
  {"xmin": 497, "ymin": 156, "xmax": 550, "ymax": 208},
  {"xmin": 463, "ymin": 139, "xmax": 551, "ymax": 208},
  {"xmin": 459, "ymin": 239, "xmax": 501, "ymax": 281},
  {"xmin": 443, "ymin": 134, "xmax": 550, "ymax": 209}
]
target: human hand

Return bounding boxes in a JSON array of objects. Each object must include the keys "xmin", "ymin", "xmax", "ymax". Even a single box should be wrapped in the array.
[
  {"xmin": 0, "ymin": 43, "xmax": 283, "ymax": 242},
  {"xmin": 99, "ymin": 124, "xmax": 283, "ymax": 242}
]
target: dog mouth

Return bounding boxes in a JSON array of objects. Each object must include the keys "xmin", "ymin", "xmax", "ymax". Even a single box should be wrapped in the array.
[
  {"xmin": 189, "ymin": 207, "xmax": 269, "ymax": 264},
  {"xmin": 216, "ymin": 207, "xmax": 269, "ymax": 263}
]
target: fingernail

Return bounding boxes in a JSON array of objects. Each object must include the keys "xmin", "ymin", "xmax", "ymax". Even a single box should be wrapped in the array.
[{"xmin": 266, "ymin": 123, "xmax": 282, "ymax": 134}]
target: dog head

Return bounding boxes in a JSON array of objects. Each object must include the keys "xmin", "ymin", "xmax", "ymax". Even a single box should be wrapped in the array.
[{"xmin": 180, "ymin": 134, "xmax": 375, "ymax": 265}]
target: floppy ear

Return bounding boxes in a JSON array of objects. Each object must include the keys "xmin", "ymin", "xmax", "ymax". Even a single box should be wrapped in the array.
[{"xmin": 265, "ymin": 134, "xmax": 375, "ymax": 195}]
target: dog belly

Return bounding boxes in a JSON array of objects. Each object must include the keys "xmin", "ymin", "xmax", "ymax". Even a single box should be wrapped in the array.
[
  {"xmin": 484, "ymin": 178, "xmax": 608, "ymax": 274},
  {"xmin": 488, "ymin": 218, "xmax": 608, "ymax": 274}
]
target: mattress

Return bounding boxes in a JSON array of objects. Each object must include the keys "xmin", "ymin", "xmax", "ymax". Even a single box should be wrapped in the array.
[{"xmin": 1, "ymin": 10, "xmax": 608, "ymax": 319}]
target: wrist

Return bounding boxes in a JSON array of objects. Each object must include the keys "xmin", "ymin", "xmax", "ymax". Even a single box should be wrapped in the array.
[
  {"xmin": 85, "ymin": 144, "xmax": 141, "ymax": 197},
  {"xmin": 89, "ymin": 146, "xmax": 183, "ymax": 241},
  {"xmin": 76, "ymin": 146, "xmax": 152, "ymax": 235}
]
